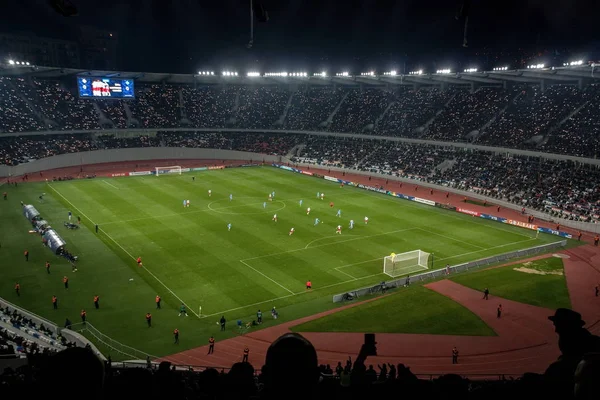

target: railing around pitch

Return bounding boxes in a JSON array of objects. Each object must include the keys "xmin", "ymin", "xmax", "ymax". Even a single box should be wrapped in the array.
[
  {"xmin": 73, "ymin": 322, "xmax": 157, "ymax": 361},
  {"xmin": 332, "ymin": 240, "xmax": 567, "ymax": 302}
]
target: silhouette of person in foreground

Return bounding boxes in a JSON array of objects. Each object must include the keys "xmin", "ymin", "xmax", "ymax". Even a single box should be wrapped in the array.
[
  {"xmin": 544, "ymin": 309, "xmax": 600, "ymax": 398},
  {"xmin": 261, "ymin": 333, "xmax": 320, "ymax": 400}
]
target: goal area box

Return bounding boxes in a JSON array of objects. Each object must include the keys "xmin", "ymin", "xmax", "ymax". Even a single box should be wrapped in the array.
[{"xmin": 383, "ymin": 250, "xmax": 430, "ymax": 277}]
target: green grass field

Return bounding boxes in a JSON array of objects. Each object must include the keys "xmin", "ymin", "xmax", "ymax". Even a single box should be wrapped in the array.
[
  {"xmin": 451, "ymin": 257, "xmax": 571, "ymax": 309},
  {"xmin": 0, "ymin": 166, "xmax": 564, "ymax": 358},
  {"xmin": 290, "ymin": 286, "xmax": 496, "ymax": 336}
]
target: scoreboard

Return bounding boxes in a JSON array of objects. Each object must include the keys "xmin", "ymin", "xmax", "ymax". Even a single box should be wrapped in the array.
[{"xmin": 77, "ymin": 77, "xmax": 135, "ymax": 99}]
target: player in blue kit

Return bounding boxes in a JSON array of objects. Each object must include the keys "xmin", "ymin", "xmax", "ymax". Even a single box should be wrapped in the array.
[
  {"xmin": 299, "ymin": 199, "xmax": 303, "ymax": 207},
  {"xmin": 349, "ymin": 220, "xmax": 354, "ymax": 229},
  {"xmin": 314, "ymin": 218, "xmax": 320, "ymax": 226},
  {"xmin": 227, "ymin": 223, "xmax": 232, "ymax": 231},
  {"xmin": 336, "ymin": 209, "xmax": 341, "ymax": 217},
  {"xmin": 229, "ymin": 194, "xmax": 233, "ymax": 201},
  {"xmin": 263, "ymin": 202, "xmax": 267, "ymax": 208}
]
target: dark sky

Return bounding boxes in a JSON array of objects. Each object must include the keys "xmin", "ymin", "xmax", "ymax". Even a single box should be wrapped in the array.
[{"xmin": 1, "ymin": 0, "xmax": 599, "ymax": 73}]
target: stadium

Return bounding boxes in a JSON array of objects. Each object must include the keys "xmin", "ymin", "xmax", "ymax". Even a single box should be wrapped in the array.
[{"xmin": 2, "ymin": 2, "xmax": 600, "ymax": 399}]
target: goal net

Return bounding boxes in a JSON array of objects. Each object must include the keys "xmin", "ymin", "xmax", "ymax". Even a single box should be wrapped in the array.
[
  {"xmin": 383, "ymin": 250, "xmax": 430, "ymax": 278},
  {"xmin": 155, "ymin": 166, "xmax": 182, "ymax": 176}
]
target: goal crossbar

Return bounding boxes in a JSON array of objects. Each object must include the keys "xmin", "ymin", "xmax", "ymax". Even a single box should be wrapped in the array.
[
  {"xmin": 155, "ymin": 166, "xmax": 182, "ymax": 176},
  {"xmin": 383, "ymin": 249, "xmax": 430, "ymax": 278}
]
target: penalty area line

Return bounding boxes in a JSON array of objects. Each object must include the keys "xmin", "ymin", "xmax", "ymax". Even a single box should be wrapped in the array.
[
  {"xmin": 102, "ymin": 180, "xmax": 119, "ymax": 190},
  {"xmin": 47, "ymin": 184, "xmax": 200, "ymax": 318},
  {"xmin": 202, "ymin": 237, "xmax": 540, "ymax": 318},
  {"xmin": 239, "ymin": 260, "xmax": 294, "ymax": 295}
]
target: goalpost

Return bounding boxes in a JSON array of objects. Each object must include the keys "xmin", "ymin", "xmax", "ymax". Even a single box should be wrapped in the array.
[
  {"xmin": 155, "ymin": 166, "xmax": 182, "ymax": 176},
  {"xmin": 383, "ymin": 250, "xmax": 430, "ymax": 278}
]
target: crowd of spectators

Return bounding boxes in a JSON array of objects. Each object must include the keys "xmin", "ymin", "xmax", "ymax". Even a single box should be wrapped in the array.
[
  {"xmin": 1, "ymin": 321, "xmax": 599, "ymax": 400},
  {"xmin": 479, "ymin": 85, "xmax": 588, "ymax": 148},
  {"xmin": 235, "ymin": 87, "xmax": 289, "ymax": 129},
  {"xmin": 2, "ymin": 78, "xmax": 600, "ymax": 157},
  {"xmin": 375, "ymin": 88, "xmax": 454, "ymax": 137},
  {"xmin": 0, "ymin": 77, "xmax": 44, "ymax": 133},
  {"xmin": 284, "ymin": 88, "xmax": 344, "ymax": 131},
  {"xmin": 328, "ymin": 88, "xmax": 394, "ymax": 133},
  {"xmin": 429, "ymin": 151, "xmax": 600, "ymax": 222},
  {"xmin": 0, "ymin": 305, "xmax": 73, "ymax": 359},
  {"xmin": 425, "ymin": 87, "xmax": 514, "ymax": 141}
]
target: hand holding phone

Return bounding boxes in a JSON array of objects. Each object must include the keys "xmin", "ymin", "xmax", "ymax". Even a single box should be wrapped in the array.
[{"xmin": 364, "ymin": 333, "xmax": 377, "ymax": 356}]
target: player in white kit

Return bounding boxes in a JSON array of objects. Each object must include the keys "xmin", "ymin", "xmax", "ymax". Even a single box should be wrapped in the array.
[
  {"xmin": 336, "ymin": 225, "xmax": 342, "ymax": 234},
  {"xmin": 306, "ymin": 207, "xmax": 311, "ymax": 215},
  {"xmin": 208, "ymin": 189, "xmax": 212, "ymax": 197},
  {"xmin": 289, "ymin": 227, "xmax": 295, "ymax": 236},
  {"xmin": 272, "ymin": 214, "xmax": 278, "ymax": 222},
  {"xmin": 364, "ymin": 216, "xmax": 369, "ymax": 224}
]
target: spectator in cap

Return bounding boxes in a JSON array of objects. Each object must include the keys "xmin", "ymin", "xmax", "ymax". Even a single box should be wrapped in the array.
[{"xmin": 544, "ymin": 309, "xmax": 600, "ymax": 399}]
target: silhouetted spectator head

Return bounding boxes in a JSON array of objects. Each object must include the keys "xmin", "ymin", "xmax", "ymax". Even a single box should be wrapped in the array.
[
  {"xmin": 39, "ymin": 347, "xmax": 104, "ymax": 399},
  {"xmin": 575, "ymin": 353, "xmax": 600, "ymax": 400},
  {"xmin": 263, "ymin": 333, "xmax": 319, "ymax": 398},
  {"xmin": 227, "ymin": 362, "xmax": 256, "ymax": 397},
  {"xmin": 548, "ymin": 308, "xmax": 585, "ymax": 334}
]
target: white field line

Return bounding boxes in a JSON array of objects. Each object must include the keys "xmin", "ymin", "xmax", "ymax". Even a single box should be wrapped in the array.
[
  {"xmin": 97, "ymin": 200, "xmax": 287, "ymax": 225},
  {"xmin": 334, "ymin": 266, "xmax": 357, "ymax": 279},
  {"xmin": 102, "ymin": 180, "xmax": 119, "ymax": 190},
  {"xmin": 241, "ymin": 228, "xmax": 419, "ymax": 262},
  {"xmin": 304, "ymin": 234, "xmax": 361, "ymax": 249},
  {"xmin": 239, "ymin": 260, "xmax": 294, "ymax": 295},
  {"xmin": 416, "ymin": 227, "xmax": 486, "ymax": 250},
  {"xmin": 205, "ymin": 237, "xmax": 538, "ymax": 318},
  {"xmin": 47, "ymin": 184, "xmax": 200, "ymax": 318}
]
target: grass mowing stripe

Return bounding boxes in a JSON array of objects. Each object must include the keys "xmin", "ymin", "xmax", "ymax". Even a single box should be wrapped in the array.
[
  {"xmin": 417, "ymin": 227, "xmax": 486, "ymax": 250},
  {"xmin": 239, "ymin": 260, "xmax": 295, "ymax": 295},
  {"xmin": 47, "ymin": 183, "xmax": 200, "ymax": 318},
  {"xmin": 344, "ymin": 186, "xmax": 534, "ymax": 239}
]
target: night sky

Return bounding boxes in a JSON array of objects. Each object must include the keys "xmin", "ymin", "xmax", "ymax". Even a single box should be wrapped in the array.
[{"xmin": 1, "ymin": 0, "xmax": 598, "ymax": 73}]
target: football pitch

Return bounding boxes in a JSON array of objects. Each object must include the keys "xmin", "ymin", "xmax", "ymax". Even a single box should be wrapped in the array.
[{"xmin": 0, "ymin": 166, "xmax": 562, "ymax": 357}]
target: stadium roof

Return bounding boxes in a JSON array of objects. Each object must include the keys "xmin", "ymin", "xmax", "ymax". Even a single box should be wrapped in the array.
[{"xmin": 1, "ymin": 64, "xmax": 599, "ymax": 87}]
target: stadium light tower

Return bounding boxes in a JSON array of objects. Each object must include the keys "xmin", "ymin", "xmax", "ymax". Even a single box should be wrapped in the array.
[
  {"xmin": 493, "ymin": 66, "xmax": 508, "ymax": 71},
  {"xmin": 8, "ymin": 59, "xmax": 15, "ymax": 65},
  {"xmin": 409, "ymin": 70, "xmax": 423, "ymax": 75},
  {"xmin": 436, "ymin": 69, "xmax": 451, "ymax": 74},
  {"xmin": 463, "ymin": 68, "xmax": 478, "ymax": 73},
  {"xmin": 247, "ymin": 72, "xmax": 260, "ymax": 77},
  {"xmin": 336, "ymin": 71, "xmax": 350, "ymax": 77}
]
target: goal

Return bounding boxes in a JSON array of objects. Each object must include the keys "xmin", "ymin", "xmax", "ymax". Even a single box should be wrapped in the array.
[
  {"xmin": 155, "ymin": 166, "xmax": 182, "ymax": 176},
  {"xmin": 383, "ymin": 250, "xmax": 430, "ymax": 278}
]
